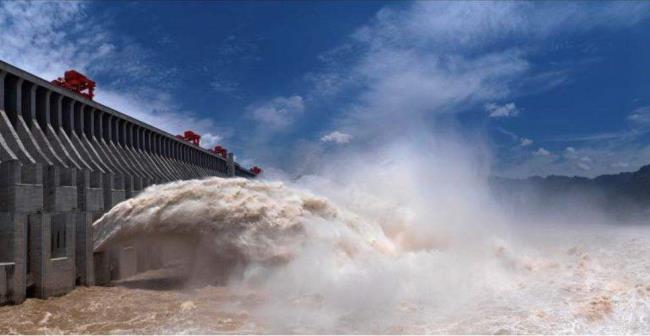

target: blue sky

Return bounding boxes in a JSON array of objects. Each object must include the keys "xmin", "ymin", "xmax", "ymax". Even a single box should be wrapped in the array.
[{"xmin": 1, "ymin": 1, "xmax": 649, "ymax": 177}]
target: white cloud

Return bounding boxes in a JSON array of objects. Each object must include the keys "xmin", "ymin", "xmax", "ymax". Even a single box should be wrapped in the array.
[
  {"xmin": 248, "ymin": 95, "xmax": 304, "ymax": 130},
  {"xmin": 562, "ymin": 148, "xmax": 592, "ymax": 163},
  {"xmin": 0, "ymin": 2, "xmax": 221, "ymax": 144},
  {"xmin": 299, "ymin": 1, "xmax": 650, "ymax": 176},
  {"xmin": 321, "ymin": 131, "xmax": 352, "ymax": 144},
  {"xmin": 485, "ymin": 102, "xmax": 519, "ymax": 118},
  {"xmin": 200, "ymin": 133, "xmax": 224, "ymax": 150},
  {"xmin": 0, "ymin": 2, "xmax": 176, "ymax": 86},
  {"xmin": 626, "ymin": 106, "xmax": 650, "ymax": 125},
  {"xmin": 0, "ymin": 2, "xmax": 107, "ymax": 80},
  {"xmin": 533, "ymin": 148, "xmax": 551, "ymax": 156},
  {"xmin": 563, "ymin": 146, "xmax": 577, "ymax": 159},
  {"xmin": 547, "ymin": 130, "xmax": 637, "ymax": 143},
  {"xmin": 5, "ymin": 1, "xmax": 647, "ymax": 175},
  {"xmin": 348, "ymin": 49, "xmax": 528, "ymax": 134},
  {"xmin": 356, "ymin": 2, "xmax": 650, "ymax": 50},
  {"xmin": 577, "ymin": 162, "xmax": 591, "ymax": 171},
  {"xmin": 307, "ymin": 2, "xmax": 638, "ymax": 140},
  {"xmin": 496, "ymin": 128, "xmax": 532, "ymax": 148}
]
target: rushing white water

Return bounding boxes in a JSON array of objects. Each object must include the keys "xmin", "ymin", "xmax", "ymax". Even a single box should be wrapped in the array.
[
  {"xmin": 90, "ymin": 139, "xmax": 650, "ymax": 334},
  {"xmin": 1, "ymin": 141, "xmax": 643, "ymax": 335},
  {"xmin": 93, "ymin": 177, "xmax": 394, "ymax": 267}
]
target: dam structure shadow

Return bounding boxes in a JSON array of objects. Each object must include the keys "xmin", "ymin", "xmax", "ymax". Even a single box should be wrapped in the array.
[{"xmin": 0, "ymin": 60, "xmax": 256, "ymax": 305}]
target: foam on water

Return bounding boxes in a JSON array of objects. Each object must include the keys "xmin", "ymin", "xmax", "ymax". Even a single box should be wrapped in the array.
[
  {"xmin": 0, "ymin": 138, "xmax": 636, "ymax": 333},
  {"xmin": 89, "ymin": 170, "xmax": 650, "ymax": 334},
  {"xmin": 93, "ymin": 177, "xmax": 393, "ymax": 265}
]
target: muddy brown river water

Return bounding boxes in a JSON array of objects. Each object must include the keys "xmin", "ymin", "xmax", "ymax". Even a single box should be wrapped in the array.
[
  {"xmin": 1, "ymin": 231, "xmax": 649, "ymax": 335},
  {"xmin": 3, "ymin": 178, "xmax": 650, "ymax": 334},
  {"xmin": 0, "ymin": 273, "xmax": 261, "ymax": 334}
]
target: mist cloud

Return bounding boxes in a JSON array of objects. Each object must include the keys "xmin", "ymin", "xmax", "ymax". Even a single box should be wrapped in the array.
[
  {"xmin": 486, "ymin": 102, "xmax": 519, "ymax": 118},
  {"xmin": 321, "ymin": 131, "xmax": 352, "ymax": 144},
  {"xmin": 247, "ymin": 95, "xmax": 305, "ymax": 130}
]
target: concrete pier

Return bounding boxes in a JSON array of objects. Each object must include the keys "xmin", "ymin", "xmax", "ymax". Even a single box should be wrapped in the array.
[{"xmin": 0, "ymin": 60, "xmax": 255, "ymax": 305}]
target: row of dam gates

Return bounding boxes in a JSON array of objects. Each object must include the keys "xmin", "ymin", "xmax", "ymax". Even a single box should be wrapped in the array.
[{"xmin": 0, "ymin": 60, "xmax": 256, "ymax": 305}]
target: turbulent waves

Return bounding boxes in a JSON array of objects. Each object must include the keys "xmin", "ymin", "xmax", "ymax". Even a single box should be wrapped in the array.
[
  {"xmin": 93, "ymin": 177, "xmax": 391, "ymax": 268},
  {"xmin": 1, "ymin": 176, "xmax": 647, "ymax": 334}
]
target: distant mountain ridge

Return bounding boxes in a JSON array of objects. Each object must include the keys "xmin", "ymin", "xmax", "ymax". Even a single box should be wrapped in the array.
[{"xmin": 490, "ymin": 164, "xmax": 650, "ymax": 219}]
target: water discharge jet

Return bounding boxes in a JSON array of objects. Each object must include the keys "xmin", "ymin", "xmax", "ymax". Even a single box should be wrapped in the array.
[
  {"xmin": 80, "ymin": 138, "xmax": 650, "ymax": 333},
  {"xmin": 92, "ymin": 177, "xmax": 393, "ymax": 286}
]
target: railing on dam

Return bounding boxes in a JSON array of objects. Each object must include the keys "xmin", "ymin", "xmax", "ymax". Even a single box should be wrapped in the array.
[{"xmin": 0, "ymin": 60, "xmax": 255, "ymax": 305}]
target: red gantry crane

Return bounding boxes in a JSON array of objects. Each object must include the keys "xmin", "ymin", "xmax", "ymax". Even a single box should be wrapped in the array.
[
  {"xmin": 176, "ymin": 130, "xmax": 201, "ymax": 146},
  {"xmin": 210, "ymin": 145, "xmax": 263, "ymax": 175},
  {"xmin": 212, "ymin": 145, "xmax": 228, "ymax": 159},
  {"xmin": 51, "ymin": 70, "xmax": 96, "ymax": 100},
  {"xmin": 49, "ymin": 73, "xmax": 266, "ymax": 178},
  {"xmin": 250, "ymin": 166, "xmax": 263, "ymax": 176}
]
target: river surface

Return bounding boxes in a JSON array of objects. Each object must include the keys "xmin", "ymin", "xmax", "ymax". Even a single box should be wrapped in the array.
[
  {"xmin": 1, "ymin": 228, "xmax": 649, "ymax": 334},
  {"xmin": 1, "ymin": 177, "xmax": 649, "ymax": 334}
]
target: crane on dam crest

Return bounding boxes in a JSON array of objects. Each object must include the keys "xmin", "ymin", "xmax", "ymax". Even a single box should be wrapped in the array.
[
  {"xmin": 0, "ymin": 61, "xmax": 262, "ymax": 305},
  {"xmin": 51, "ymin": 70, "xmax": 96, "ymax": 101}
]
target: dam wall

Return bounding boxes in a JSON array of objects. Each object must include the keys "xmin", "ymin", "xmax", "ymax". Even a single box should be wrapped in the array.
[{"xmin": 0, "ymin": 60, "xmax": 254, "ymax": 305}]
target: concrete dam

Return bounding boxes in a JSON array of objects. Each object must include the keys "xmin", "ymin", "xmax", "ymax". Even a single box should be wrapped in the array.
[{"xmin": 0, "ymin": 60, "xmax": 257, "ymax": 305}]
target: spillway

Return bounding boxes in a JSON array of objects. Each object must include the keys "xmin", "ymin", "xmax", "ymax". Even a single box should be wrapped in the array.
[{"xmin": 0, "ymin": 60, "xmax": 255, "ymax": 305}]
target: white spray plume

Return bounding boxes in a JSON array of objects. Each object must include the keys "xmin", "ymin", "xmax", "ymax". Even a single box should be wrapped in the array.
[{"xmin": 93, "ymin": 132, "xmax": 650, "ymax": 334}]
